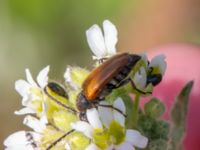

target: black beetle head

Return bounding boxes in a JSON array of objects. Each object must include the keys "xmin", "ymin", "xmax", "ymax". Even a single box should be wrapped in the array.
[{"xmin": 76, "ymin": 92, "xmax": 92, "ymax": 112}]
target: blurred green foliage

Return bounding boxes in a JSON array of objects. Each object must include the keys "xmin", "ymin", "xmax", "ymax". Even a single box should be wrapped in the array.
[
  {"xmin": 1, "ymin": 0, "xmax": 132, "ymax": 78},
  {"xmin": 6, "ymin": 0, "xmax": 126, "ymax": 67}
]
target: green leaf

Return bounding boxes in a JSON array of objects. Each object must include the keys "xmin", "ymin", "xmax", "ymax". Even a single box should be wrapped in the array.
[{"xmin": 168, "ymin": 81, "xmax": 194, "ymax": 150}]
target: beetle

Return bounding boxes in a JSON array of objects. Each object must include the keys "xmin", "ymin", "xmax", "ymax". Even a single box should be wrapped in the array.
[
  {"xmin": 76, "ymin": 53, "xmax": 162, "ymax": 120},
  {"xmin": 45, "ymin": 53, "xmax": 163, "ymax": 120},
  {"xmin": 44, "ymin": 53, "xmax": 163, "ymax": 149}
]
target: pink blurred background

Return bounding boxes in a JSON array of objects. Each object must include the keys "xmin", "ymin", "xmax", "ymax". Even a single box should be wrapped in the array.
[{"xmin": 147, "ymin": 44, "xmax": 200, "ymax": 150}]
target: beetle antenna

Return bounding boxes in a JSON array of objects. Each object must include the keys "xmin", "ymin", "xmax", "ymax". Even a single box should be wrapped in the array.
[
  {"xmin": 97, "ymin": 104, "xmax": 127, "ymax": 118},
  {"xmin": 46, "ymin": 129, "xmax": 75, "ymax": 150},
  {"xmin": 44, "ymin": 87, "xmax": 78, "ymax": 115}
]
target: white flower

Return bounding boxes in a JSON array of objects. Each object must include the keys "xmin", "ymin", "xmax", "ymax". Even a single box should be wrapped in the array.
[
  {"xmin": 98, "ymin": 97, "xmax": 126, "ymax": 128},
  {"xmin": 85, "ymin": 143, "xmax": 99, "ymax": 150},
  {"xmin": 132, "ymin": 54, "xmax": 167, "ymax": 91},
  {"xmin": 64, "ymin": 67, "xmax": 79, "ymax": 90},
  {"xmin": 86, "ymin": 20, "xmax": 118, "ymax": 60},
  {"xmin": 98, "ymin": 98, "xmax": 148, "ymax": 150},
  {"xmin": 71, "ymin": 108, "xmax": 103, "ymax": 139},
  {"xmin": 71, "ymin": 108, "xmax": 103, "ymax": 150},
  {"xmin": 149, "ymin": 54, "xmax": 167, "ymax": 75},
  {"xmin": 64, "ymin": 66, "xmax": 89, "ymax": 91},
  {"xmin": 71, "ymin": 98, "xmax": 148, "ymax": 150},
  {"xmin": 141, "ymin": 54, "xmax": 167, "ymax": 76},
  {"xmin": 133, "ymin": 67, "xmax": 147, "ymax": 90},
  {"xmin": 4, "ymin": 115, "xmax": 47, "ymax": 149},
  {"xmin": 14, "ymin": 66, "xmax": 49, "ymax": 116},
  {"xmin": 4, "ymin": 131, "xmax": 41, "ymax": 150},
  {"xmin": 23, "ymin": 115, "xmax": 47, "ymax": 133}
]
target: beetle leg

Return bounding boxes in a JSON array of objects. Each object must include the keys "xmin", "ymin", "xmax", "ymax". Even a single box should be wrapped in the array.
[
  {"xmin": 79, "ymin": 111, "xmax": 89, "ymax": 122},
  {"xmin": 98, "ymin": 57, "xmax": 108, "ymax": 64},
  {"xmin": 116, "ymin": 79, "xmax": 130, "ymax": 87},
  {"xmin": 46, "ymin": 129, "xmax": 75, "ymax": 150},
  {"xmin": 117, "ymin": 78, "xmax": 152, "ymax": 95},
  {"xmin": 97, "ymin": 104, "xmax": 127, "ymax": 118},
  {"xmin": 128, "ymin": 78, "xmax": 152, "ymax": 95}
]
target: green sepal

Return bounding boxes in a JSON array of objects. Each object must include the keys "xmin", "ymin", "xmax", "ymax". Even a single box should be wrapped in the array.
[
  {"xmin": 67, "ymin": 66, "xmax": 89, "ymax": 88},
  {"xmin": 52, "ymin": 110, "xmax": 78, "ymax": 132},
  {"xmin": 66, "ymin": 132, "xmax": 90, "ymax": 150}
]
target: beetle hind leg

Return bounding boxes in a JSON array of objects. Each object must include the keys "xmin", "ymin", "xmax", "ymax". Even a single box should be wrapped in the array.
[
  {"xmin": 129, "ymin": 79, "xmax": 152, "ymax": 95},
  {"xmin": 117, "ymin": 78, "xmax": 152, "ymax": 95}
]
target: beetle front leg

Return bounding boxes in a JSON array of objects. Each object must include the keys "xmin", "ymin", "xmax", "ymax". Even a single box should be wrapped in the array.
[{"xmin": 97, "ymin": 104, "xmax": 127, "ymax": 118}]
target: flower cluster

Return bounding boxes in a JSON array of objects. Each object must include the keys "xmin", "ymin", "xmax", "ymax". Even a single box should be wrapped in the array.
[
  {"xmin": 4, "ymin": 20, "xmax": 170, "ymax": 150},
  {"xmin": 71, "ymin": 98, "xmax": 148, "ymax": 150}
]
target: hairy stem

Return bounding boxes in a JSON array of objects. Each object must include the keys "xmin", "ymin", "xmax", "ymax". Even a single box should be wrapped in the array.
[{"xmin": 132, "ymin": 93, "xmax": 140, "ymax": 127}]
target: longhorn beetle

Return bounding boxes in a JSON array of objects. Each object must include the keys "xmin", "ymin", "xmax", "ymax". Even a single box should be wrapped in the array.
[{"xmin": 44, "ymin": 53, "xmax": 162, "ymax": 149}]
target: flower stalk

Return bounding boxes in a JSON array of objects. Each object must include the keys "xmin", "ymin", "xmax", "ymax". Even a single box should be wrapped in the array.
[{"xmin": 132, "ymin": 93, "xmax": 141, "ymax": 128}]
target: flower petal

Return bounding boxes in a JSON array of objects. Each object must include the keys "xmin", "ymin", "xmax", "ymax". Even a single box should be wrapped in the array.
[
  {"xmin": 113, "ymin": 97, "xmax": 126, "ymax": 127},
  {"xmin": 25, "ymin": 69, "xmax": 37, "ymax": 87},
  {"xmin": 14, "ymin": 107, "xmax": 36, "ymax": 115},
  {"xmin": 71, "ymin": 121, "xmax": 93, "ymax": 138},
  {"xmin": 133, "ymin": 67, "xmax": 147, "ymax": 89},
  {"xmin": 64, "ymin": 67, "xmax": 72, "ymax": 84},
  {"xmin": 64, "ymin": 67, "xmax": 78, "ymax": 90},
  {"xmin": 140, "ymin": 53, "xmax": 148, "ymax": 67},
  {"xmin": 23, "ymin": 115, "xmax": 46, "ymax": 133},
  {"xmin": 65, "ymin": 143, "xmax": 71, "ymax": 150},
  {"xmin": 149, "ymin": 54, "xmax": 167, "ymax": 75},
  {"xmin": 86, "ymin": 24, "xmax": 106, "ymax": 58},
  {"xmin": 103, "ymin": 20, "xmax": 117, "ymax": 56},
  {"xmin": 115, "ymin": 141, "xmax": 135, "ymax": 150},
  {"xmin": 15, "ymin": 80, "xmax": 30, "ymax": 98},
  {"xmin": 5, "ymin": 145, "xmax": 36, "ymax": 150},
  {"xmin": 139, "ymin": 67, "xmax": 147, "ymax": 88},
  {"xmin": 36, "ymin": 66, "xmax": 49, "ymax": 88},
  {"xmin": 125, "ymin": 129, "xmax": 148, "ymax": 148},
  {"xmin": 4, "ymin": 131, "xmax": 41, "ymax": 147},
  {"xmin": 85, "ymin": 143, "xmax": 99, "ymax": 150},
  {"xmin": 106, "ymin": 145, "xmax": 114, "ymax": 150},
  {"xmin": 87, "ymin": 108, "xmax": 102, "ymax": 129},
  {"xmin": 40, "ymin": 102, "xmax": 48, "ymax": 124},
  {"xmin": 98, "ymin": 101, "xmax": 113, "ymax": 128}
]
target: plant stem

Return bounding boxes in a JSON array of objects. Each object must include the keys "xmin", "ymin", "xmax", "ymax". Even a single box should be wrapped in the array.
[{"xmin": 132, "ymin": 93, "xmax": 140, "ymax": 127}]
